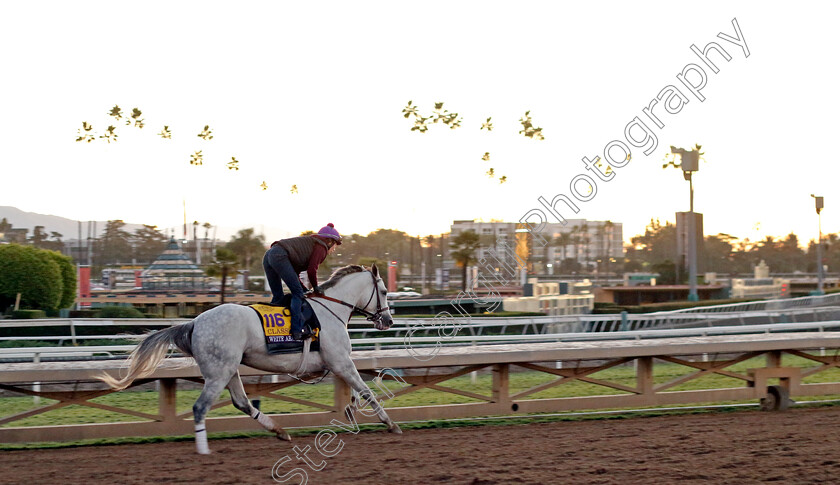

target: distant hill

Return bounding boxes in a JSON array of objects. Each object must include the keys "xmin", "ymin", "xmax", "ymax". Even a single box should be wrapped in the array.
[{"xmin": 0, "ymin": 206, "xmax": 146, "ymax": 240}]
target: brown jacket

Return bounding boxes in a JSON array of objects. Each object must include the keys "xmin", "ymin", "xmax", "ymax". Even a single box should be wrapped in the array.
[{"xmin": 272, "ymin": 235, "xmax": 330, "ymax": 286}]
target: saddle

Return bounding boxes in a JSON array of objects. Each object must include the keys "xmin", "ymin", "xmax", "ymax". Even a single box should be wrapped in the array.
[{"xmin": 248, "ymin": 295, "xmax": 321, "ymax": 355}]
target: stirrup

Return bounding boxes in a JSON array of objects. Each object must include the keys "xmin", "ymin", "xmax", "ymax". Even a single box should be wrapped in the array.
[{"xmin": 291, "ymin": 328, "xmax": 312, "ymax": 341}]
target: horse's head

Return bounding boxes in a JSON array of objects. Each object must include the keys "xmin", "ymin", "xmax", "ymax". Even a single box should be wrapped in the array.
[
  {"xmin": 319, "ymin": 264, "xmax": 394, "ymax": 330},
  {"xmin": 362, "ymin": 263, "xmax": 393, "ymax": 330}
]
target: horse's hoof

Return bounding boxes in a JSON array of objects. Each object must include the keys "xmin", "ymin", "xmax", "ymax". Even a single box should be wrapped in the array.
[
  {"xmin": 388, "ymin": 424, "xmax": 403, "ymax": 434},
  {"xmin": 277, "ymin": 431, "xmax": 292, "ymax": 441},
  {"xmin": 197, "ymin": 449, "xmax": 212, "ymax": 455}
]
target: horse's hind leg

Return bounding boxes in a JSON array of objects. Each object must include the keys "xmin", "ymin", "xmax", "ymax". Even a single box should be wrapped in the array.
[
  {"xmin": 228, "ymin": 371, "xmax": 291, "ymax": 441},
  {"xmin": 192, "ymin": 365, "xmax": 238, "ymax": 454}
]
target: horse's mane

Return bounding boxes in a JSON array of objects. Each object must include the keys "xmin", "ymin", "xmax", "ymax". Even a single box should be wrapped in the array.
[{"xmin": 320, "ymin": 265, "xmax": 367, "ymax": 290}]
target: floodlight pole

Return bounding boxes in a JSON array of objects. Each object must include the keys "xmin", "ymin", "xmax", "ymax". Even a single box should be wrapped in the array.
[
  {"xmin": 687, "ymin": 171, "xmax": 698, "ymax": 302},
  {"xmin": 672, "ymin": 146, "xmax": 700, "ymax": 302},
  {"xmin": 812, "ymin": 194, "xmax": 825, "ymax": 295},
  {"xmin": 819, "ymin": 211, "xmax": 824, "ymax": 294},
  {"xmin": 689, "ymin": 173, "xmax": 694, "ymax": 213}
]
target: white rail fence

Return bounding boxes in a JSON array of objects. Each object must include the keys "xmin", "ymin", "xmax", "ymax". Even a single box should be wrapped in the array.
[{"xmin": 4, "ymin": 291, "xmax": 840, "ymax": 360}]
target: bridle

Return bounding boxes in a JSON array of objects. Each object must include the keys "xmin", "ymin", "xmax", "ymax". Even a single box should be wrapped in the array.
[{"xmin": 306, "ymin": 270, "xmax": 391, "ymax": 325}]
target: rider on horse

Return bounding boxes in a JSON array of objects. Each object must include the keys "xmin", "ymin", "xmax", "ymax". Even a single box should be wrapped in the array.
[{"xmin": 262, "ymin": 223, "xmax": 342, "ymax": 340}]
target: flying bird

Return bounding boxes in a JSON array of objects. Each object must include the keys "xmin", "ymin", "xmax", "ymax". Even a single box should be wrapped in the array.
[{"xmin": 198, "ymin": 125, "xmax": 213, "ymax": 140}]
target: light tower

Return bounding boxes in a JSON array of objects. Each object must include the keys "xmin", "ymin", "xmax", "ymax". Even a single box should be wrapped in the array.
[
  {"xmin": 811, "ymin": 194, "xmax": 825, "ymax": 295},
  {"xmin": 668, "ymin": 145, "xmax": 702, "ymax": 302}
]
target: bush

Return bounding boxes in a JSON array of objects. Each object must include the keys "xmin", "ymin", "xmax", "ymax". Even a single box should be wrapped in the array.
[
  {"xmin": 69, "ymin": 310, "xmax": 100, "ymax": 318},
  {"xmin": 45, "ymin": 250, "xmax": 77, "ymax": 309},
  {"xmin": 97, "ymin": 306, "xmax": 145, "ymax": 318},
  {"xmin": 0, "ymin": 244, "xmax": 62, "ymax": 311},
  {"xmin": 11, "ymin": 309, "xmax": 47, "ymax": 319},
  {"xmin": 619, "ymin": 298, "xmax": 757, "ymax": 314},
  {"xmin": 592, "ymin": 304, "xmax": 624, "ymax": 314}
]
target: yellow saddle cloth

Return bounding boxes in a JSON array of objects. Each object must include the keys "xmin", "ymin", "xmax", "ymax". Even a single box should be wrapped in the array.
[{"xmin": 249, "ymin": 303, "xmax": 320, "ymax": 349}]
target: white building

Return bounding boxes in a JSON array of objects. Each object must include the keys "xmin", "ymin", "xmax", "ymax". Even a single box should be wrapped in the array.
[{"xmin": 503, "ymin": 279, "xmax": 595, "ymax": 316}]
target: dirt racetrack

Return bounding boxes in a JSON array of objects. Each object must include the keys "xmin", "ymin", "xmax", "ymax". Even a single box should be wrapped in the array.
[{"xmin": 3, "ymin": 407, "xmax": 840, "ymax": 484}]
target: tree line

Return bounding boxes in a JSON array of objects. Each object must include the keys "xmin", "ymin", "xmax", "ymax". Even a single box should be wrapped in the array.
[
  {"xmin": 4, "ymin": 213, "xmax": 835, "ymax": 310},
  {"xmin": 622, "ymin": 219, "xmax": 829, "ymax": 284}
]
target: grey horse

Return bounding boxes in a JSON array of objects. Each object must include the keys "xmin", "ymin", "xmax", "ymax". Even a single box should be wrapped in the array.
[{"xmin": 100, "ymin": 264, "xmax": 401, "ymax": 454}]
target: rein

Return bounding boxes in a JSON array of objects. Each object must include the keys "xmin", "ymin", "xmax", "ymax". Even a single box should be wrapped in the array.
[
  {"xmin": 306, "ymin": 270, "xmax": 390, "ymax": 324},
  {"xmin": 293, "ymin": 270, "xmax": 387, "ymax": 385}
]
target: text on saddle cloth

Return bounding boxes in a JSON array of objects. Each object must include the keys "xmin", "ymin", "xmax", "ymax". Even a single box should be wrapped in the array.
[{"xmin": 249, "ymin": 303, "xmax": 320, "ymax": 343}]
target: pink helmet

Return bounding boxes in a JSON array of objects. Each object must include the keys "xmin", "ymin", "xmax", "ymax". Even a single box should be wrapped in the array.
[{"xmin": 317, "ymin": 223, "xmax": 342, "ymax": 245}]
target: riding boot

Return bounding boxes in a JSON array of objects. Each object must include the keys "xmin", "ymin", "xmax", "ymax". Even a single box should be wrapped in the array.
[{"xmin": 290, "ymin": 314, "xmax": 312, "ymax": 340}]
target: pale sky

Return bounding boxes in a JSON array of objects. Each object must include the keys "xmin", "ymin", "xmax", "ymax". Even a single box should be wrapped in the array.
[{"xmin": 1, "ymin": 1, "xmax": 838, "ymax": 246}]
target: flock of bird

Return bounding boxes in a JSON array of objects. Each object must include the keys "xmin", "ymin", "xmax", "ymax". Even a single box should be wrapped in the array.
[
  {"xmin": 402, "ymin": 101, "xmax": 547, "ymax": 185},
  {"xmin": 76, "ymin": 102, "xmax": 548, "ymax": 194},
  {"xmin": 76, "ymin": 106, "xmax": 297, "ymax": 194}
]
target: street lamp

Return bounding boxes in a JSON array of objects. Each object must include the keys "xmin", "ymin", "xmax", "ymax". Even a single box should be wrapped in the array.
[
  {"xmin": 811, "ymin": 194, "xmax": 825, "ymax": 295},
  {"xmin": 669, "ymin": 145, "xmax": 701, "ymax": 301}
]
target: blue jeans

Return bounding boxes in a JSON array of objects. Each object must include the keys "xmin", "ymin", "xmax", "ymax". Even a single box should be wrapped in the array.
[{"xmin": 262, "ymin": 245, "xmax": 305, "ymax": 333}]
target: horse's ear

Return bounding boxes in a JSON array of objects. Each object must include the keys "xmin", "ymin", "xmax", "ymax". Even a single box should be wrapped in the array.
[{"xmin": 371, "ymin": 263, "xmax": 379, "ymax": 277}]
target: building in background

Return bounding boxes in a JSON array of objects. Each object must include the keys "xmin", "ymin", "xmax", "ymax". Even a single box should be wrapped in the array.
[
  {"xmin": 503, "ymin": 278, "xmax": 595, "ymax": 315},
  {"xmin": 451, "ymin": 219, "xmax": 624, "ymax": 276},
  {"xmin": 140, "ymin": 237, "xmax": 209, "ymax": 290}
]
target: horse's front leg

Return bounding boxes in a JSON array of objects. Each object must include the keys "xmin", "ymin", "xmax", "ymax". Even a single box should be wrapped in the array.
[{"xmin": 329, "ymin": 359, "xmax": 402, "ymax": 434}]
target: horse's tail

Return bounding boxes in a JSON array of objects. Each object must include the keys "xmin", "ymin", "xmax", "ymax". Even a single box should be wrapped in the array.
[{"xmin": 99, "ymin": 321, "xmax": 195, "ymax": 391}]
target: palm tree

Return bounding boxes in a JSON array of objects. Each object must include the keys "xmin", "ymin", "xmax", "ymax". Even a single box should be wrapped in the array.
[
  {"xmin": 594, "ymin": 223, "xmax": 606, "ymax": 274},
  {"xmin": 580, "ymin": 221, "xmax": 590, "ymax": 273},
  {"xmin": 450, "ymin": 230, "xmax": 481, "ymax": 291},
  {"xmin": 604, "ymin": 220, "xmax": 614, "ymax": 275},
  {"xmin": 553, "ymin": 232, "xmax": 572, "ymax": 270},
  {"xmin": 205, "ymin": 248, "xmax": 239, "ymax": 304}
]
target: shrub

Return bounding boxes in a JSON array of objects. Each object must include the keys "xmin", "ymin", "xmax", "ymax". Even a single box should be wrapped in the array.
[
  {"xmin": 0, "ymin": 244, "xmax": 62, "ymax": 311},
  {"xmin": 97, "ymin": 306, "xmax": 145, "ymax": 318},
  {"xmin": 620, "ymin": 298, "xmax": 757, "ymax": 313},
  {"xmin": 45, "ymin": 250, "xmax": 77, "ymax": 309},
  {"xmin": 69, "ymin": 309, "xmax": 100, "ymax": 318},
  {"xmin": 11, "ymin": 309, "xmax": 47, "ymax": 319}
]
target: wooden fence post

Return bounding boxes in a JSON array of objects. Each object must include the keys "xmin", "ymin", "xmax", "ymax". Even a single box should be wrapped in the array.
[{"xmin": 159, "ymin": 378, "xmax": 178, "ymax": 422}]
